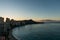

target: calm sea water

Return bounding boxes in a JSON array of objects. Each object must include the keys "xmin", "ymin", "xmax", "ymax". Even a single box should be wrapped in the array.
[{"xmin": 12, "ymin": 23, "xmax": 60, "ymax": 40}]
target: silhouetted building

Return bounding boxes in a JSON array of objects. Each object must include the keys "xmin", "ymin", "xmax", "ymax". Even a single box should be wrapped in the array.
[
  {"xmin": 0, "ymin": 17, "xmax": 4, "ymax": 36},
  {"xmin": 4, "ymin": 18, "xmax": 11, "ymax": 33},
  {"xmin": 10, "ymin": 19, "xmax": 22, "ymax": 28},
  {"xmin": 0, "ymin": 17, "xmax": 4, "ymax": 24}
]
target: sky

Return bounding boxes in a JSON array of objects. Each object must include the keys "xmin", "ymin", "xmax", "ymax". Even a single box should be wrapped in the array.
[{"xmin": 0, "ymin": 0, "xmax": 60, "ymax": 20}]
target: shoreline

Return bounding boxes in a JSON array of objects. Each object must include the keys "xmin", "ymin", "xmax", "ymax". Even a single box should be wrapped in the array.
[
  {"xmin": 8, "ymin": 23, "xmax": 44, "ymax": 40},
  {"xmin": 8, "ymin": 29, "xmax": 17, "ymax": 40},
  {"xmin": 5, "ymin": 19, "xmax": 44, "ymax": 40}
]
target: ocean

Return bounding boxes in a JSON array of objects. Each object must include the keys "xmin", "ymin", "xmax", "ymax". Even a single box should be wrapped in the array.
[{"xmin": 12, "ymin": 23, "xmax": 60, "ymax": 40}]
